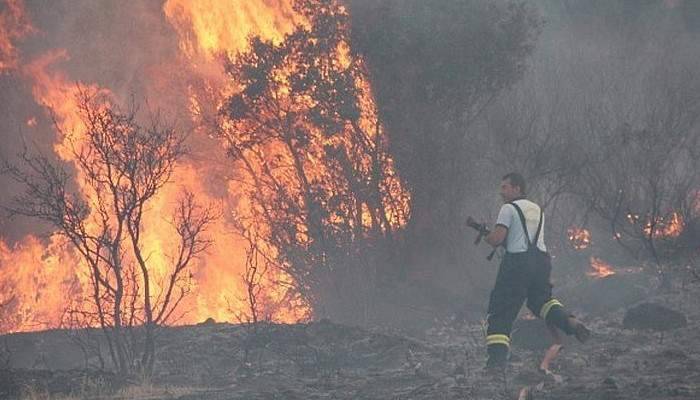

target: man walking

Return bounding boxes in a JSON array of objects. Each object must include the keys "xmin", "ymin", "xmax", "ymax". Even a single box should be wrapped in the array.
[{"xmin": 468, "ymin": 172, "xmax": 590, "ymax": 369}]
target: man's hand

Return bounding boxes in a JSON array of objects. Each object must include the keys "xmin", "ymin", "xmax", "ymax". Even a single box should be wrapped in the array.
[
  {"xmin": 466, "ymin": 216, "xmax": 489, "ymax": 235},
  {"xmin": 466, "ymin": 216, "xmax": 490, "ymax": 245},
  {"xmin": 466, "ymin": 216, "xmax": 502, "ymax": 261}
]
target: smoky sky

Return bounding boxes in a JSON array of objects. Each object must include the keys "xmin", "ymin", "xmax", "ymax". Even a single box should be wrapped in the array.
[{"xmin": 2, "ymin": 0, "xmax": 700, "ymax": 245}]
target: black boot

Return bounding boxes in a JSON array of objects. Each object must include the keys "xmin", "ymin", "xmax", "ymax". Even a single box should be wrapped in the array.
[
  {"xmin": 568, "ymin": 316, "xmax": 591, "ymax": 343},
  {"xmin": 485, "ymin": 344, "xmax": 509, "ymax": 371}
]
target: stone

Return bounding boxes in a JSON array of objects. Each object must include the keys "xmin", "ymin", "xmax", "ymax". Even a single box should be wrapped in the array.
[
  {"xmin": 197, "ymin": 317, "xmax": 217, "ymax": 326},
  {"xmin": 623, "ymin": 303, "xmax": 687, "ymax": 331}
]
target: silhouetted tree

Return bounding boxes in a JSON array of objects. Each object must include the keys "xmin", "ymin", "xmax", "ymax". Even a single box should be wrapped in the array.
[
  {"xmin": 576, "ymin": 63, "xmax": 700, "ymax": 288},
  {"xmin": 2, "ymin": 90, "xmax": 214, "ymax": 376},
  {"xmin": 348, "ymin": 0, "xmax": 541, "ymax": 280}
]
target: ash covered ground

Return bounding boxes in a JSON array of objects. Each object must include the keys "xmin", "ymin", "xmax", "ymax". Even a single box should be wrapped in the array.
[{"xmin": 1, "ymin": 270, "xmax": 699, "ymax": 400}]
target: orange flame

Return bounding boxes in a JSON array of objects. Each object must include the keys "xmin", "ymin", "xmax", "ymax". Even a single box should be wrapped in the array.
[
  {"xmin": 162, "ymin": 0, "xmax": 316, "ymax": 323},
  {"xmin": 1, "ymin": 0, "xmax": 406, "ymax": 333},
  {"xmin": 24, "ymin": 50, "xmax": 104, "ymax": 160},
  {"xmin": 588, "ymin": 256, "xmax": 615, "ymax": 279},
  {"xmin": 642, "ymin": 212, "xmax": 684, "ymax": 239},
  {"xmin": 0, "ymin": 0, "xmax": 34, "ymax": 72},
  {"xmin": 0, "ymin": 0, "xmax": 311, "ymax": 332},
  {"xmin": 628, "ymin": 211, "xmax": 684, "ymax": 239},
  {"xmin": 163, "ymin": 0, "xmax": 303, "ymax": 61},
  {"xmin": 162, "ymin": 0, "xmax": 407, "ymax": 321},
  {"xmin": 0, "ymin": 235, "xmax": 82, "ymax": 333},
  {"xmin": 567, "ymin": 227, "xmax": 591, "ymax": 250}
]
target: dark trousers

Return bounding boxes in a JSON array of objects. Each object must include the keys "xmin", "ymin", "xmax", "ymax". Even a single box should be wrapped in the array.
[{"xmin": 486, "ymin": 250, "xmax": 573, "ymax": 365}]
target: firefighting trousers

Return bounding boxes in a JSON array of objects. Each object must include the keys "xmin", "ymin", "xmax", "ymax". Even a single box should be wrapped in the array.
[{"xmin": 485, "ymin": 250, "xmax": 574, "ymax": 364}]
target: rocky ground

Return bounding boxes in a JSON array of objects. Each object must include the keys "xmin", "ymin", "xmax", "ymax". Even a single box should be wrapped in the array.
[{"xmin": 1, "ymin": 269, "xmax": 699, "ymax": 400}]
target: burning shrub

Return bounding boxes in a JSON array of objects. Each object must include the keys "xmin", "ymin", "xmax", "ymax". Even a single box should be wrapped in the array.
[
  {"xmin": 219, "ymin": 0, "xmax": 410, "ymax": 324},
  {"xmin": 568, "ymin": 227, "xmax": 592, "ymax": 250},
  {"xmin": 577, "ymin": 85, "xmax": 700, "ymax": 286}
]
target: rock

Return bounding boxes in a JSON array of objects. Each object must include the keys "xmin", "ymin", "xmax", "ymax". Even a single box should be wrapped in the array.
[
  {"xmin": 597, "ymin": 377, "xmax": 622, "ymax": 400},
  {"xmin": 623, "ymin": 303, "xmax": 687, "ymax": 331},
  {"xmin": 452, "ymin": 362, "xmax": 465, "ymax": 377},
  {"xmin": 197, "ymin": 317, "xmax": 217, "ymax": 326},
  {"xmin": 602, "ymin": 377, "xmax": 617, "ymax": 388},
  {"xmin": 441, "ymin": 376, "xmax": 457, "ymax": 388}
]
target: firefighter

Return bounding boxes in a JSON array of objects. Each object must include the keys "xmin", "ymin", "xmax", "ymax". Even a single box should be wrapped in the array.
[{"xmin": 467, "ymin": 172, "xmax": 590, "ymax": 370}]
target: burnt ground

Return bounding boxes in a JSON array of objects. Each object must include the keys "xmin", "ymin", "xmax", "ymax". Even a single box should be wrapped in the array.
[{"xmin": 1, "ymin": 270, "xmax": 700, "ymax": 400}]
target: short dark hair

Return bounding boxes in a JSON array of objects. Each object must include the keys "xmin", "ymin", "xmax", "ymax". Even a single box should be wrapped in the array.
[{"xmin": 502, "ymin": 172, "xmax": 526, "ymax": 195}]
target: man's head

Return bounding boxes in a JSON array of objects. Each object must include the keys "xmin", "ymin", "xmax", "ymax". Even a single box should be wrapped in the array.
[{"xmin": 500, "ymin": 172, "xmax": 526, "ymax": 202}]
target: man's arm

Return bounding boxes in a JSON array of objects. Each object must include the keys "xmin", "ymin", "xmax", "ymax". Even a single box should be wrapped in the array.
[
  {"xmin": 488, "ymin": 204, "xmax": 513, "ymax": 247},
  {"xmin": 485, "ymin": 225, "xmax": 507, "ymax": 247}
]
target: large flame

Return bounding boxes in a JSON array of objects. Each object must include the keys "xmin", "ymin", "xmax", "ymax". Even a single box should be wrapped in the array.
[
  {"xmin": 23, "ymin": 50, "xmax": 103, "ymax": 160},
  {"xmin": 163, "ymin": 0, "xmax": 303, "ymax": 61},
  {"xmin": 0, "ymin": 235, "xmax": 81, "ymax": 332},
  {"xmin": 161, "ymin": 0, "xmax": 313, "ymax": 323},
  {"xmin": 1, "ymin": 0, "xmax": 404, "ymax": 333}
]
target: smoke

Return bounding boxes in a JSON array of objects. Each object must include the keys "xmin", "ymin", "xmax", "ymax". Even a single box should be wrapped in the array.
[{"xmin": 477, "ymin": 0, "xmax": 700, "ymax": 278}]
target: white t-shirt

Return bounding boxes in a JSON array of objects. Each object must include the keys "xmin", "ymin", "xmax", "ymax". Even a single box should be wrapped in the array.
[{"xmin": 495, "ymin": 199, "xmax": 547, "ymax": 253}]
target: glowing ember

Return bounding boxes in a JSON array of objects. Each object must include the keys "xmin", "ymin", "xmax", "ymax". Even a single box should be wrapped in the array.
[
  {"xmin": 628, "ymin": 211, "xmax": 684, "ymax": 239},
  {"xmin": 567, "ymin": 227, "xmax": 591, "ymax": 250},
  {"xmin": 642, "ymin": 212, "xmax": 684, "ymax": 239},
  {"xmin": 588, "ymin": 256, "xmax": 616, "ymax": 279}
]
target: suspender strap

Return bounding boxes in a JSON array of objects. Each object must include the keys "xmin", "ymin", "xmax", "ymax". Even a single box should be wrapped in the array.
[{"xmin": 509, "ymin": 202, "xmax": 543, "ymax": 250}]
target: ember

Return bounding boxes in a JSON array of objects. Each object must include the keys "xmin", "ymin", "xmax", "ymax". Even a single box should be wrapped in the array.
[
  {"xmin": 567, "ymin": 226, "xmax": 591, "ymax": 250},
  {"xmin": 628, "ymin": 212, "xmax": 684, "ymax": 239},
  {"xmin": 642, "ymin": 212, "xmax": 684, "ymax": 239}
]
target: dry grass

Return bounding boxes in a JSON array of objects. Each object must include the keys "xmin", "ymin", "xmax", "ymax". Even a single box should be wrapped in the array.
[
  {"xmin": 114, "ymin": 383, "xmax": 197, "ymax": 399},
  {"xmin": 18, "ymin": 380, "xmax": 198, "ymax": 400},
  {"xmin": 17, "ymin": 386, "xmax": 77, "ymax": 400}
]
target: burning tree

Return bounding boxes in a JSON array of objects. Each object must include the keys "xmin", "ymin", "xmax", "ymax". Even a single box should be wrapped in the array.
[
  {"xmin": 2, "ymin": 90, "xmax": 214, "ymax": 376},
  {"xmin": 219, "ymin": 0, "xmax": 410, "ymax": 324}
]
